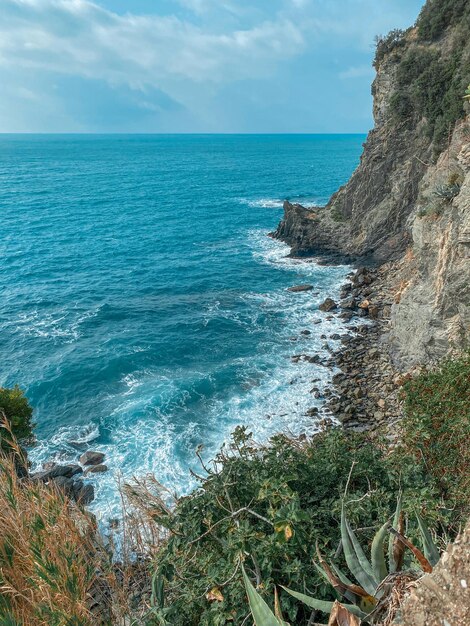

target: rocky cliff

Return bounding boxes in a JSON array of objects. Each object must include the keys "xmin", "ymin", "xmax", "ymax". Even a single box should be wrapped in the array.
[{"xmin": 274, "ymin": 0, "xmax": 470, "ymax": 367}]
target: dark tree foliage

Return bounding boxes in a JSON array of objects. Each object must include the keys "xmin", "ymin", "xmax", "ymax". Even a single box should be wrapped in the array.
[
  {"xmin": 385, "ymin": 0, "xmax": 470, "ymax": 149},
  {"xmin": 417, "ymin": 0, "xmax": 470, "ymax": 41},
  {"xmin": 0, "ymin": 385, "xmax": 34, "ymax": 450},
  {"xmin": 374, "ymin": 29, "xmax": 408, "ymax": 68}
]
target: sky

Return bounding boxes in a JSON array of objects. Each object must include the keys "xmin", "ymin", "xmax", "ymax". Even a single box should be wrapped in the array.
[{"xmin": 0, "ymin": 0, "xmax": 425, "ymax": 133}]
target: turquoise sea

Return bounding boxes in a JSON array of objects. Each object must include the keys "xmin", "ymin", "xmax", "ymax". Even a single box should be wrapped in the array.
[{"xmin": 0, "ymin": 134, "xmax": 364, "ymax": 520}]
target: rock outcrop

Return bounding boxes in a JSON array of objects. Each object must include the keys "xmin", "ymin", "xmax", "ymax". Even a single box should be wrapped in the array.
[
  {"xmin": 274, "ymin": 3, "xmax": 470, "ymax": 368},
  {"xmin": 397, "ymin": 520, "xmax": 470, "ymax": 626}
]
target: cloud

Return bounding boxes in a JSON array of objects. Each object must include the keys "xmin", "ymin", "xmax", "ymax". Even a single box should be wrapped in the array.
[
  {"xmin": 0, "ymin": 0, "xmax": 425, "ymax": 132},
  {"xmin": 0, "ymin": 0, "xmax": 304, "ymax": 92}
]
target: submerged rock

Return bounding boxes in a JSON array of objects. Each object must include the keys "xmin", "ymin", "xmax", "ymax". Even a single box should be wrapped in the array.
[
  {"xmin": 287, "ymin": 284, "xmax": 314, "ymax": 292},
  {"xmin": 85, "ymin": 464, "xmax": 108, "ymax": 475},
  {"xmin": 80, "ymin": 451, "xmax": 105, "ymax": 466}
]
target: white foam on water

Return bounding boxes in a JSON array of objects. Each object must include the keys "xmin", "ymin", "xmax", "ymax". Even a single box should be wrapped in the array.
[
  {"xmin": 239, "ymin": 197, "xmax": 284, "ymax": 208},
  {"xmin": 9, "ymin": 304, "xmax": 101, "ymax": 343},
  {"xmin": 29, "ymin": 231, "xmax": 356, "ymax": 529},
  {"xmin": 238, "ymin": 197, "xmax": 320, "ymax": 209}
]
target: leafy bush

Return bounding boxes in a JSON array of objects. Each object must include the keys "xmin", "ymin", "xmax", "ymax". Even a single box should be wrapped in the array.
[
  {"xmin": 134, "ymin": 428, "xmax": 448, "ymax": 626},
  {"xmin": 389, "ymin": 42, "xmax": 470, "ymax": 147},
  {"xmin": 245, "ymin": 500, "xmax": 441, "ymax": 625},
  {"xmin": 398, "ymin": 353, "xmax": 470, "ymax": 518},
  {"xmin": 374, "ymin": 29, "xmax": 408, "ymax": 68},
  {"xmin": 417, "ymin": 0, "xmax": 470, "ymax": 42},
  {"xmin": 381, "ymin": 0, "xmax": 470, "ymax": 149},
  {"xmin": 0, "ymin": 385, "xmax": 34, "ymax": 450}
]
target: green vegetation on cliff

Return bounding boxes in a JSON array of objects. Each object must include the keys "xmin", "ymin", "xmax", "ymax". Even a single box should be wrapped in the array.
[
  {"xmin": 417, "ymin": 0, "xmax": 470, "ymax": 41},
  {"xmin": 386, "ymin": 0, "xmax": 470, "ymax": 148},
  {"xmin": 399, "ymin": 352, "xmax": 470, "ymax": 513},
  {"xmin": 0, "ymin": 385, "xmax": 34, "ymax": 451},
  {"xmin": 137, "ymin": 427, "xmax": 457, "ymax": 626},
  {"xmin": 1, "ymin": 345, "xmax": 469, "ymax": 625}
]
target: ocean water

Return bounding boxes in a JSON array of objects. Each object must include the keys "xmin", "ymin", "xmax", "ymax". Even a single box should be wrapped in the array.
[{"xmin": 0, "ymin": 134, "xmax": 364, "ymax": 520}]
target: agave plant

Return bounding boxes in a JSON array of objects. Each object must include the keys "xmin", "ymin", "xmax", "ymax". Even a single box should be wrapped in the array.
[{"xmin": 243, "ymin": 495, "xmax": 440, "ymax": 625}]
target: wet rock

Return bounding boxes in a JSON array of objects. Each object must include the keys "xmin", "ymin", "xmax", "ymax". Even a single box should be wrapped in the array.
[
  {"xmin": 330, "ymin": 333, "xmax": 342, "ymax": 341},
  {"xmin": 340, "ymin": 297, "xmax": 357, "ymax": 310},
  {"xmin": 306, "ymin": 407, "xmax": 319, "ymax": 416},
  {"xmin": 313, "ymin": 319, "xmax": 322, "ymax": 324},
  {"xmin": 73, "ymin": 481, "xmax": 95, "ymax": 505},
  {"xmin": 287, "ymin": 284, "xmax": 313, "ymax": 292},
  {"xmin": 85, "ymin": 464, "xmax": 108, "ymax": 475},
  {"xmin": 52, "ymin": 476, "xmax": 75, "ymax": 498},
  {"xmin": 80, "ymin": 451, "xmax": 105, "ymax": 466},
  {"xmin": 300, "ymin": 330, "xmax": 311, "ymax": 335},
  {"xmin": 32, "ymin": 464, "xmax": 83, "ymax": 481},
  {"xmin": 319, "ymin": 297, "xmax": 337, "ymax": 312},
  {"xmin": 369, "ymin": 304, "xmax": 380, "ymax": 319},
  {"xmin": 306, "ymin": 355, "xmax": 321, "ymax": 364}
]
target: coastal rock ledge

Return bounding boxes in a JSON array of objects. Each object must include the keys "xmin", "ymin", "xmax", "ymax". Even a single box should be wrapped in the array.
[{"xmin": 273, "ymin": 22, "xmax": 470, "ymax": 369}]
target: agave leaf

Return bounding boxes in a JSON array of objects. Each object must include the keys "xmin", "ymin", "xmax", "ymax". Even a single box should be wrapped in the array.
[
  {"xmin": 328, "ymin": 600, "xmax": 362, "ymax": 626},
  {"xmin": 242, "ymin": 566, "xmax": 287, "ymax": 626},
  {"xmin": 388, "ymin": 492, "xmax": 402, "ymax": 573},
  {"xmin": 389, "ymin": 528, "xmax": 433, "ymax": 573},
  {"xmin": 331, "ymin": 563, "xmax": 357, "ymax": 591},
  {"xmin": 314, "ymin": 548, "xmax": 354, "ymax": 603},
  {"xmin": 341, "ymin": 506, "xmax": 378, "ymax": 595},
  {"xmin": 416, "ymin": 512, "xmax": 440, "ymax": 567},
  {"xmin": 313, "ymin": 561, "xmax": 340, "ymax": 597},
  {"xmin": 371, "ymin": 519, "xmax": 390, "ymax": 582},
  {"xmin": 281, "ymin": 586, "xmax": 366, "ymax": 619},
  {"xmin": 150, "ymin": 571, "xmax": 165, "ymax": 609},
  {"xmin": 315, "ymin": 544, "xmax": 374, "ymax": 606},
  {"xmin": 315, "ymin": 544, "xmax": 346, "ymax": 594},
  {"xmin": 345, "ymin": 516, "xmax": 378, "ymax": 583}
]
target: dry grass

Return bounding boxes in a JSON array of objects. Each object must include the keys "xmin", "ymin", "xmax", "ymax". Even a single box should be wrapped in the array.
[
  {"xmin": 0, "ymin": 414, "xmax": 169, "ymax": 626},
  {"xmin": 0, "ymin": 453, "xmax": 100, "ymax": 624}
]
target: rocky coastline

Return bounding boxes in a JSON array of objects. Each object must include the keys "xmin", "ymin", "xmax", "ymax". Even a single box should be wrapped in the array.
[{"xmin": 288, "ymin": 258, "xmax": 408, "ymax": 437}]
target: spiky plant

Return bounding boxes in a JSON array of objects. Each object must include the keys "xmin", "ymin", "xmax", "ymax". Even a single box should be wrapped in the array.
[{"xmin": 243, "ymin": 495, "xmax": 441, "ymax": 625}]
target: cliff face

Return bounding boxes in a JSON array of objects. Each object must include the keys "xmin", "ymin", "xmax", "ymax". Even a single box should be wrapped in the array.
[
  {"xmin": 389, "ymin": 121, "xmax": 470, "ymax": 365},
  {"xmin": 274, "ymin": 2, "xmax": 470, "ymax": 367}
]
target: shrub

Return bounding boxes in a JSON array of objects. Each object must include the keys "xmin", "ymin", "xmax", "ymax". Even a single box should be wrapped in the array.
[
  {"xmin": 382, "ymin": 0, "xmax": 470, "ymax": 149},
  {"xmin": 398, "ymin": 353, "xmax": 470, "ymax": 519},
  {"xmin": 0, "ymin": 386, "xmax": 34, "ymax": 450},
  {"xmin": 389, "ymin": 43, "xmax": 470, "ymax": 147},
  {"xmin": 417, "ymin": 0, "xmax": 470, "ymax": 42},
  {"xmin": 135, "ymin": 428, "xmax": 448, "ymax": 626},
  {"xmin": 374, "ymin": 29, "xmax": 408, "ymax": 68},
  {"xmin": 245, "ymin": 499, "xmax": 441, "ymax": 625}
]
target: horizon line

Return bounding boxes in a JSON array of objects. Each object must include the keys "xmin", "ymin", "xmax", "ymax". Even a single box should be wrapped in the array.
[{"xmin": 0, "ymin": 131, "xmax": 369, "ymax": 136}]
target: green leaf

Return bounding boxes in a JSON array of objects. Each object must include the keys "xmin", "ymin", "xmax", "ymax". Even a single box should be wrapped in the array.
[
  {"xmin": 242, "ymin": 566, "xmax": 287, "ymax": 626},
  {"xmin": 415, "ymin": 512, "xmax": 440, "ymax": 567},
  {"xmin": 389, "ymin": 492, "xmax": 402, "ymax": 574},
  {"xmin": 281, "ymin": 587, "xmax": 366, "ymax": 619},
  {"xmin": 150, "ymin": 571, "xmax": 165, "ymax": 609},
  {"xmin": 341, "ymin": 505, "xmax": 378, "ymax": 595},
  {"xmin": 330, "ymin": 563, "xmax": 354, "ymax": 588},
  {"xmin": 371, "ymin": 519, "xmax": 390, "ymax": 582}
]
